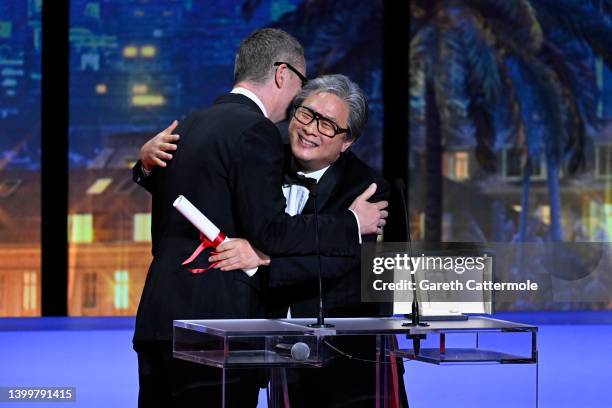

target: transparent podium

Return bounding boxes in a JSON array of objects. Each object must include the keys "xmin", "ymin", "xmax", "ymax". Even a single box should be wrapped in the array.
[{"xmin": 174, "ymin": 317, "xmax": 538, "ymax": 407}]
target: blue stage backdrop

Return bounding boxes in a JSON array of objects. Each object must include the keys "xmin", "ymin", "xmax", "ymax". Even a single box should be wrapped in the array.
[
  {"xmin": 408, "ymin": 0, "xmax": 612, "ymax": 311},
  {"xmin": 0, "ymin": 1, "xmax": 42, "ymax": 317},
  {"xmin": 0, "ymin": 1, "xmax": 610, "ymax": 317},
  {"xmin": 65, "ymin": 0, "xmax": 384, "ymax": 316}
]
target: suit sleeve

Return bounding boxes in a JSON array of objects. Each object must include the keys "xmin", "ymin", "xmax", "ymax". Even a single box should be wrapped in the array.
[
  {"xmin": 267, "ymin": 176, "xmax": 391, "ymax": 287},
  {"xmin": 132, "ymin": 160, "xmax": 156, "ymax": 194},
  {"xmin": 231, "ymin": 120, "xmax": 360, "ymax": 257}
]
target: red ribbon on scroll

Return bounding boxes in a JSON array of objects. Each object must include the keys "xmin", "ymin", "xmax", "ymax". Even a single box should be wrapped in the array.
[{"xmin": 182, "ymin": 232, "xmax": 227, "ymax": 273}]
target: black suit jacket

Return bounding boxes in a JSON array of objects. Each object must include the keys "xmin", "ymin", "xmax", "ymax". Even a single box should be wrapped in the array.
[
  {"xmin": 133, "ymin": 94, "xmax": 360, "ymax": 341},
  {"xmin": 266, "ymin": 147, "xmax": 392, "ymax": 318}
]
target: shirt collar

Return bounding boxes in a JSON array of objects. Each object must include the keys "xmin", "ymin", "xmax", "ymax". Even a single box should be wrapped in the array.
[
  {"xmin": 230, "ymin": 87, "xmax": 268, "ymax": 118},
  {"xmin": 298, "ymin": 165, "xmax": 330, "ymax": 183}
]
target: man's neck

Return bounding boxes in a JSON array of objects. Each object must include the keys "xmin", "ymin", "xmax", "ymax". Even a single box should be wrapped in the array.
[{"xmin": 234, "ymin": 81, "xmax": 277, "ymax": 122}]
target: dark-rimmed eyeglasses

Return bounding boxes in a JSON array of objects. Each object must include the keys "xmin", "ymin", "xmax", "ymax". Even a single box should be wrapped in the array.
[
  {"xmin": 293, "ymin": 105, "xmax": 350, "ymax": 138},
  {"xmin": 274, "ymin": 61, "xmax": 308, "ymax": 86}
]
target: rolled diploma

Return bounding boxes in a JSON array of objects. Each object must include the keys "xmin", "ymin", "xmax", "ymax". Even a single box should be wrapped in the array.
[{"xmin": 173, "ymin": 195, "xmax": 257, "ymax": 277}]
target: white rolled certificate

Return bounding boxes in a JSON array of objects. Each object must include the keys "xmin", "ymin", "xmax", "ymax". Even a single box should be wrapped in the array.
[{"xmin": 173, "ymin": 195, "xmax": 257, "ymax": 277}]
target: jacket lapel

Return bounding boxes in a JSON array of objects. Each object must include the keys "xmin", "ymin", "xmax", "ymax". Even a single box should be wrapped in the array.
[{"xmin": 302, "ymin": 154, "xmax": 346, "ymax": 213}]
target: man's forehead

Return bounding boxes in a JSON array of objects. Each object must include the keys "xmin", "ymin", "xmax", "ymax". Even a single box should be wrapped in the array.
[{"xmin": 303, "ymin": 92, "xmax": 348, "ymax": 122}]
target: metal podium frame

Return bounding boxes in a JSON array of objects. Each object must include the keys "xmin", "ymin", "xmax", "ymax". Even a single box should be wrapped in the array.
[{"xmin": 173, "ymin": 316, "xmax": 538, "ymax": 408}]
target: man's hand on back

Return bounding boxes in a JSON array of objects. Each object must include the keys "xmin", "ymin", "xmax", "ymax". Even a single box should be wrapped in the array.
[
  {"xmin": 140, "ymin": 120, "xmax": 180, "ymax": 171},
  {"xmin": 349, "ymin": 183, "xmax": 388, "ymax": 235}
]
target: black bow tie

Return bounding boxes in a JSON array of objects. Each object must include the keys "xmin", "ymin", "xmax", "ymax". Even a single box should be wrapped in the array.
[{"xmin": 283, "ymin": 171, "xmax": 318, "ymax": 195}]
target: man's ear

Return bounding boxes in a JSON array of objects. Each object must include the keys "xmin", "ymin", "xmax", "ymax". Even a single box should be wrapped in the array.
[
  {"xmin": 340, "ymin": 137, "xmax": 354, "ymax": 153},
  {"xmin": 274, "ymin": 65, "xmax": 285, "ymax": 89}
]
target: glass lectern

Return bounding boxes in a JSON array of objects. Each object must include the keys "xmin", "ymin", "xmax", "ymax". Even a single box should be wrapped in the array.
[{"xmin": 174, "ymin": 317, "xmax": 538, "ymax": 407}]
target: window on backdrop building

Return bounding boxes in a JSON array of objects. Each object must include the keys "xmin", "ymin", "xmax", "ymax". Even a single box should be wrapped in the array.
[
  {"xmin": 113, "ymin": 270, "xmax": 129, "ymax": 312},
  {"xmin": 81, "ymin": 272, "xmax": 97, "ymax": 310},
  {"xmin": 443, "ymin": 151, "xmax": 470, "ymax": 182},
  {"xmin": 0, "ymin": 2, "xmax": 42, "ymax": 316},
  {"xmin": 502, "ymin": 148, "xmax": 546, "ymax": 182},
  {"xmin": 596, "ymin": 144, "xmax": 612, "ymax": 180},
  {"xmin": 68, "ymin": 0, "xmax": 383, "ymax": 316},
  {"xmin": 22, "ymin": 271, "xmax": 37, "ymax": 314},
  {"xmin": 0, "ymin": 274, "xmax": 5, "ymax": 314}
]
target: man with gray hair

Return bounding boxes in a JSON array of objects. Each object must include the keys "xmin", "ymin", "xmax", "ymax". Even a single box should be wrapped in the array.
[
  {"xmin": 133, "ymin": 29, "xmax": 388, "ymax": 408},
  {"xmin": 141, "ymin": 74, "xmax": 407, "ymax": 406},
  {"xmin": 225, "ymin": 74, "xmax": 403, "ymax": 407}
]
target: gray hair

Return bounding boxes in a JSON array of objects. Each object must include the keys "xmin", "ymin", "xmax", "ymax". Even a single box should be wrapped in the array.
[
  {"xmin": 234, "ymin": 28, "xmax": 305, "ymax": 85},
  {"xmin": 292, "ymin": 74, "xmax": 368, "ymax": 141}
]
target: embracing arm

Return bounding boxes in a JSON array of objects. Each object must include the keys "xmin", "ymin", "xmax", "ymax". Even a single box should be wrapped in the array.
[
  {"xmin": 210, "ymin": 178, "xmax": 390, "ymax": 282},
  {"xmin": 266, "ymin": 178, "xmax": 390, "ymax": 286},
  {"xmin": 131, "ymin": 120, "xmax": 183, "ymax": 193}
]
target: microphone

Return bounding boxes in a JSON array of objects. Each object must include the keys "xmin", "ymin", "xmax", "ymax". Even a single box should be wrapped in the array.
[
  {"xmin": 274, "ymin": 342, "xmax": 311, "ymax": 361},
  {"xmin": 396, "ymin": 179, "xmax": 428, "ymax": 331}
]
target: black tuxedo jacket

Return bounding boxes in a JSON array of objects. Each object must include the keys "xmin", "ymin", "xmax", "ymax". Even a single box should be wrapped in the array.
[
  {"xmin": 264, "ymin": 147, "xmax": 404, "ymax": 408},
  {"xmin": 266, "ymin": 147, "xmax": 392, "ymax": 318},
  {"xmin": 133, "ymin": 94, "xmax": 360, "ymax": 341}
]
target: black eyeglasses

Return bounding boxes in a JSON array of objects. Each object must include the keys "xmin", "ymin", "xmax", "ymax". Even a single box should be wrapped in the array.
[
  {"xmin": 293, "ymin": 105, "xmax": 350, "ymax": 138},
  {"xmin": 274, "ymin": 61, "xmax": 308, "ymax": 86}
]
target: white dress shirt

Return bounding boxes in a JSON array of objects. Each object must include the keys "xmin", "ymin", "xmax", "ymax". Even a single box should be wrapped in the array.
[{"xmin": 282, "ymin": 166, "xmax": 329, "ymax": 216}]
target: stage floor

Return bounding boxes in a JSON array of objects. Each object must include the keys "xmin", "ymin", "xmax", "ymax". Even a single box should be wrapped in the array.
[{"xmin": 0, "ymin": 312, "xmax": 611, "ymax": 407}]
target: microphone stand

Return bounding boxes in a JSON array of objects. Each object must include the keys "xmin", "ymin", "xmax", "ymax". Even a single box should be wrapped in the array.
[
  {"xmin": 306, "ymin": 181, "xmax": 333, "ymax": 328},
  {"xmin": 395, "ymin": 179, "xmax": 428, "ymax": 328}
]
